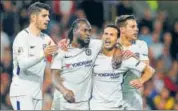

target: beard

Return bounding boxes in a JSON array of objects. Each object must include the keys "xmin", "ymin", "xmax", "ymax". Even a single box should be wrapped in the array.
[
  {"xmin": 77, "ymin": 37, "xmax": 90, "ymax": 48},
  {"xmin": 105, "ymin": 45, "xmax": 115, "ymax": 51}
]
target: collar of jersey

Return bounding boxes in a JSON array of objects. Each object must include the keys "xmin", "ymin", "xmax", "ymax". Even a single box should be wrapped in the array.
[
  {"xmin": 26, "ymin": 28, "xmax": 44, "ymax": 38},
  {"xmin": 68, "ymin": 44, "xmax": 89, "ymax": 50}
]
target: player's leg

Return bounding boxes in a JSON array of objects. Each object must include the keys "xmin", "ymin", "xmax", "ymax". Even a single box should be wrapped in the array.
[
  {"xmin": 123, "ymin": 91, "xmax": 142, "ymax": 110},
  {"xmin": 131, "ymin": 92, "xmax": 143, "ymax": 109},
  {"xmin": 10, "ymin": 96, "xmax": 33, "ymax": 110},
  {"xmin": 33, "ymin": 99, "xmax": 42, "ymax": 110}
]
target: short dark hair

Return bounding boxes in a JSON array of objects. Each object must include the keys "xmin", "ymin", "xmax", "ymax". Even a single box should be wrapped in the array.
[
  {"xmin": 27, "ymin": 2, "xmax": 50, "ymax": 17},
  {"xmin": 68, "ymin": 18, "xmax": 90, "ymax": 43},
  {"xmin": 115, "ymin": 15, "xmax": 136, "ymax": 28},
  {"xmin": 105, "ymin": 24, "xmax": 120, "ymax": 38}
]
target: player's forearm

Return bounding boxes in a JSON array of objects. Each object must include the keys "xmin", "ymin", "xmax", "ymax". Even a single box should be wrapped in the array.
[
  {"xmin": 18, "ymin": 51, "xmax": 44, "ymax": 70},
  {"xmin": 140, "ymin": 65, "xmax": 155, "ymax": 84},
  {"xmin": 51, "ymin": 69, "xmax": 67, "ymax": 95}
]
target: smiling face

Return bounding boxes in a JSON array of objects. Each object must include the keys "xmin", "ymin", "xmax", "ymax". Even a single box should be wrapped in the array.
[{"xmin": 102, "ymin": 27, "xmax": 118, "ymax": 50}]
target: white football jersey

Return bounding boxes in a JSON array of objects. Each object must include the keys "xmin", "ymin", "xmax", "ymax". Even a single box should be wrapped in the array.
[
  {"xmin": 10, "ymin": 28, "xmax": 54, "ymax": 99},
  {"xmin": 121, "ymin": 40, "xmax": 149, "ymax": 91},
  {"xmin": 90, "ymin": 54, "xmax": 146, "ymax": 108},
  {"xmin": 51, "ymin": 39, "xmax": 102, "ymax": 102}
]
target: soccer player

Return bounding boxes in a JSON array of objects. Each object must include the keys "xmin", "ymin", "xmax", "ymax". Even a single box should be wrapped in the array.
[
  {"xmin": 9, "ymin": 2, "xmax": 58, "ymax": 110},
  {"xmin": 115, "ymin": 15, "xmax": 150, "ymax": 109},
  {"xmin": 90, "ymin": 24, "xmax": 155, "ymax": 110},
  {"xmin": 51, "ymin": 18, "xmax": 103, "ymax": 110}
]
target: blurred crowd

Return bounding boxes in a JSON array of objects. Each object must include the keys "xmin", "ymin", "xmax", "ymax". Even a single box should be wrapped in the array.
[{"xmin": 1, "ymin": 0, "xmax": 178, "ymax": 110}]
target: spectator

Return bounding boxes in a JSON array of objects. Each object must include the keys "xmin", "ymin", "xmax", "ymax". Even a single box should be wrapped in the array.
[
  {"xmin": 116, "ymin": 0, "xmax": 134, "ymax": 16},
  {"xmin": 90, "ymin": 25, "xmax": 100, "ymax": 39},
  {"xmin": 143, "ymin": 97, "xmax": 151, "ymax": 110},
  {"xmin": 163, "ymin": 61, "xmax": 178, "ymax": 96},
  {"xmin": 1, "ymin": 1, "xmax": 16, "ymax": 39},
  {"xmin": 156, "ymin": 11, "xmax": 170, "ymax": 32},
  {"xmin": 149, "ymin": 32, "xmax": 164, "ymax": 60},
  {"xmin": 174, "ymin": 103, "xmax": 178, "ymax": 110},
  {"xmin": 78, "ymin": 0, "xmax": 104, "ymax": 28},
  {"xmin": 162, "ymin": 45, "xmax": 173, "ymax": 72},
  {"xmin": 153, "ymin": 20, "xmax": 164, "ymax": 42},
  {"xmin": 154, "ymin": 88, "xmax": 175, "ymax": 110},
  {"xmin": 163, "ymin": 32, "xmax": 172, "ymax": 48},
  {"xmin": 0, "ymin": 22, "xmax": 10, "ymax": 63},
  {"xmin": 18, "ymin": 6, "xmax": 29, "ymax": 30},
  {"xmin": 143, "ymin": 81, "xmax": 157, "ymax": 109},
  {"xmin": 139, "ymin": 26, "xmax": 153, "ymax": 47},
  {"xmin": 139, "ymin": 9, "xmax": 153, "ymax": 32},
  {"xmin": 170, "ymin": 18, "xmax": 178, "ymax": 60}
]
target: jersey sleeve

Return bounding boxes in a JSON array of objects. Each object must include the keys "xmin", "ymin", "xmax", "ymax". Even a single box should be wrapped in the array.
[
  {"xmin": 123, "ymin": 57, "xmax": 146, "ymax": 73},
  {"xmin": 51, "ymin": 49, "xmax": 64, "ymax": 70},
  {"xmin": 13, "ymin": 32, "xmax": 45, "ymax": 71},
  {"xmin": 139, "ymin": 41, "xmax": 149, "ymax": 61},
  {"xmin": 90, "ymin": 39, "xmax": 103, "ymax": 53}
]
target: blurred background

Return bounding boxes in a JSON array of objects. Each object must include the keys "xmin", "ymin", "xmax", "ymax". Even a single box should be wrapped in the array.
[{"xmin": 0, "ymin": 0, "xmax": 178, "ymax": 110}]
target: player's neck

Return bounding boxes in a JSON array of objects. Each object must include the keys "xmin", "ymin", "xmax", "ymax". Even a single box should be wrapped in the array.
[
  {"xmin": 119, "ymin": 35, "xmax": 132, "ymax": 47},
  {"xmin": 71, "ymin": 40, "xmax": 81, "ymax": 48},
  {"xmin": 102, "ymin": 47, "xmax": 115, "ymax": 57},
  {"xmin": 28, "ymin": 24, "xmax": 41, "ymax": 37}
]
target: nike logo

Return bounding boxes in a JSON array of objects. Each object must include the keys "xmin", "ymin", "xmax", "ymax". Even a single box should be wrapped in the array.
[
  {"xmin": 30, "ymin": 46, "xmax": 35, "ymax": 48},
  {"xmin": 64, "ymin": 56, "xmax": 72, "ymax": 58}
]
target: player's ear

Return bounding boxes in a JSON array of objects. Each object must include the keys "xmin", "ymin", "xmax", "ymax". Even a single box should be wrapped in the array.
[
  {"xmin": 120, "ymin": 27, "xmax": 124, "ymax": 33},
  {"xmin": 31, "ymin": 14, "xmax": 36, "ymax": 23}
]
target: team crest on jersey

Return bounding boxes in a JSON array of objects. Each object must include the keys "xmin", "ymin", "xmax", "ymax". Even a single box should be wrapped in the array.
[
  {"xmin": 85, "ymin": 49, "xmax": 92, "ymax": 56},
  {"xmin": 135, "ymin": 52, "xmax": 140, "ymax": 58},
  {"xmin": 16, "ymin": 47, "xmax": 23, "ymax": 55}
]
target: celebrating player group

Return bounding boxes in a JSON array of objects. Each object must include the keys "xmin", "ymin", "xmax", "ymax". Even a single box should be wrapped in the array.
[{"xmin": 9, "ymin": 2, "xmax": 155, "ymax": 110}]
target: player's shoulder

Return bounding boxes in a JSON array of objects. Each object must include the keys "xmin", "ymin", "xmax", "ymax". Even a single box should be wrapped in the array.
[
  {"xmin": 41, "ymin": 32, "xmax": 49, "ymax": 38},
  {"xmin": 15, "ymin": 29, "xmax": 29, "ymax": 39},
  {"xmin": 90, "ymin": 38, "xmax": 102, "ymax": 44},
  {"xmin": 135, "ymin": 40, "xmax": 147, "ymax": 47},
  {"xmin": 122, "ymin": 57, "xmax": 138, "ymax": 65},
  {"xmin": 40, "ymin": 32, "xmax": 51, "ymax": 40},
  {"xmin": 90, "ymin": 38, "xmax": 103, "ymax": 47},
  {"xmin": 13, "ymin": 29, "xmax": 29, "ymax": 44}
]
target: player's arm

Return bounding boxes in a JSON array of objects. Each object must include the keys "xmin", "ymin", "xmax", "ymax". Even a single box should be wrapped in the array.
[
  {"xmin": 124, "ymin": 57, "xmax": 155, "ymax": 88},
  {"xmin": 13, "ymin": 34, "xmax": 58, "ymax": 71},
  {"xmin": 136, "ymin": 64, "xmax": 155, "ymax": 86},
  {"xmin": 51, "ymin": 52, "xmax": 75, "ymax": 103},
  {"xmin": 140, "ymin": 41, "xmax": 150, "ymax": 65}
]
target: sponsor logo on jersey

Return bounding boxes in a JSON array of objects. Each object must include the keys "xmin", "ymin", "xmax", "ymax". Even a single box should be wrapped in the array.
[
  {"xmin": 64, "ymin": 60, "xmax": 93, "ymax": 69},
  {"xmin": 96, "ymin": 72, "xmax": 121, "ymax": 79}
]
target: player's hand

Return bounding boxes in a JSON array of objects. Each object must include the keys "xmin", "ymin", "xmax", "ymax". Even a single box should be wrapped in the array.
[
  {"xmin": 121, "ymin": 50, "xmax": 137, "ymax": 60},
  {"xmin": 112, "ymin": 48, "xmax": 122, "ymax": 69},
  {"xmin": 63, "ymin": 89, "xmax": 75, "ymax": 103},
  {"xmin": 129, "ymin": 79, "xmax": 144, "ymax": 89},
  {"xmin": 44, "ymin": 45, "xmax": 58, "ymax": 57},
  {"xmin": 58, "ymin": 39, "xmax": 70, "ymax": 51}
]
